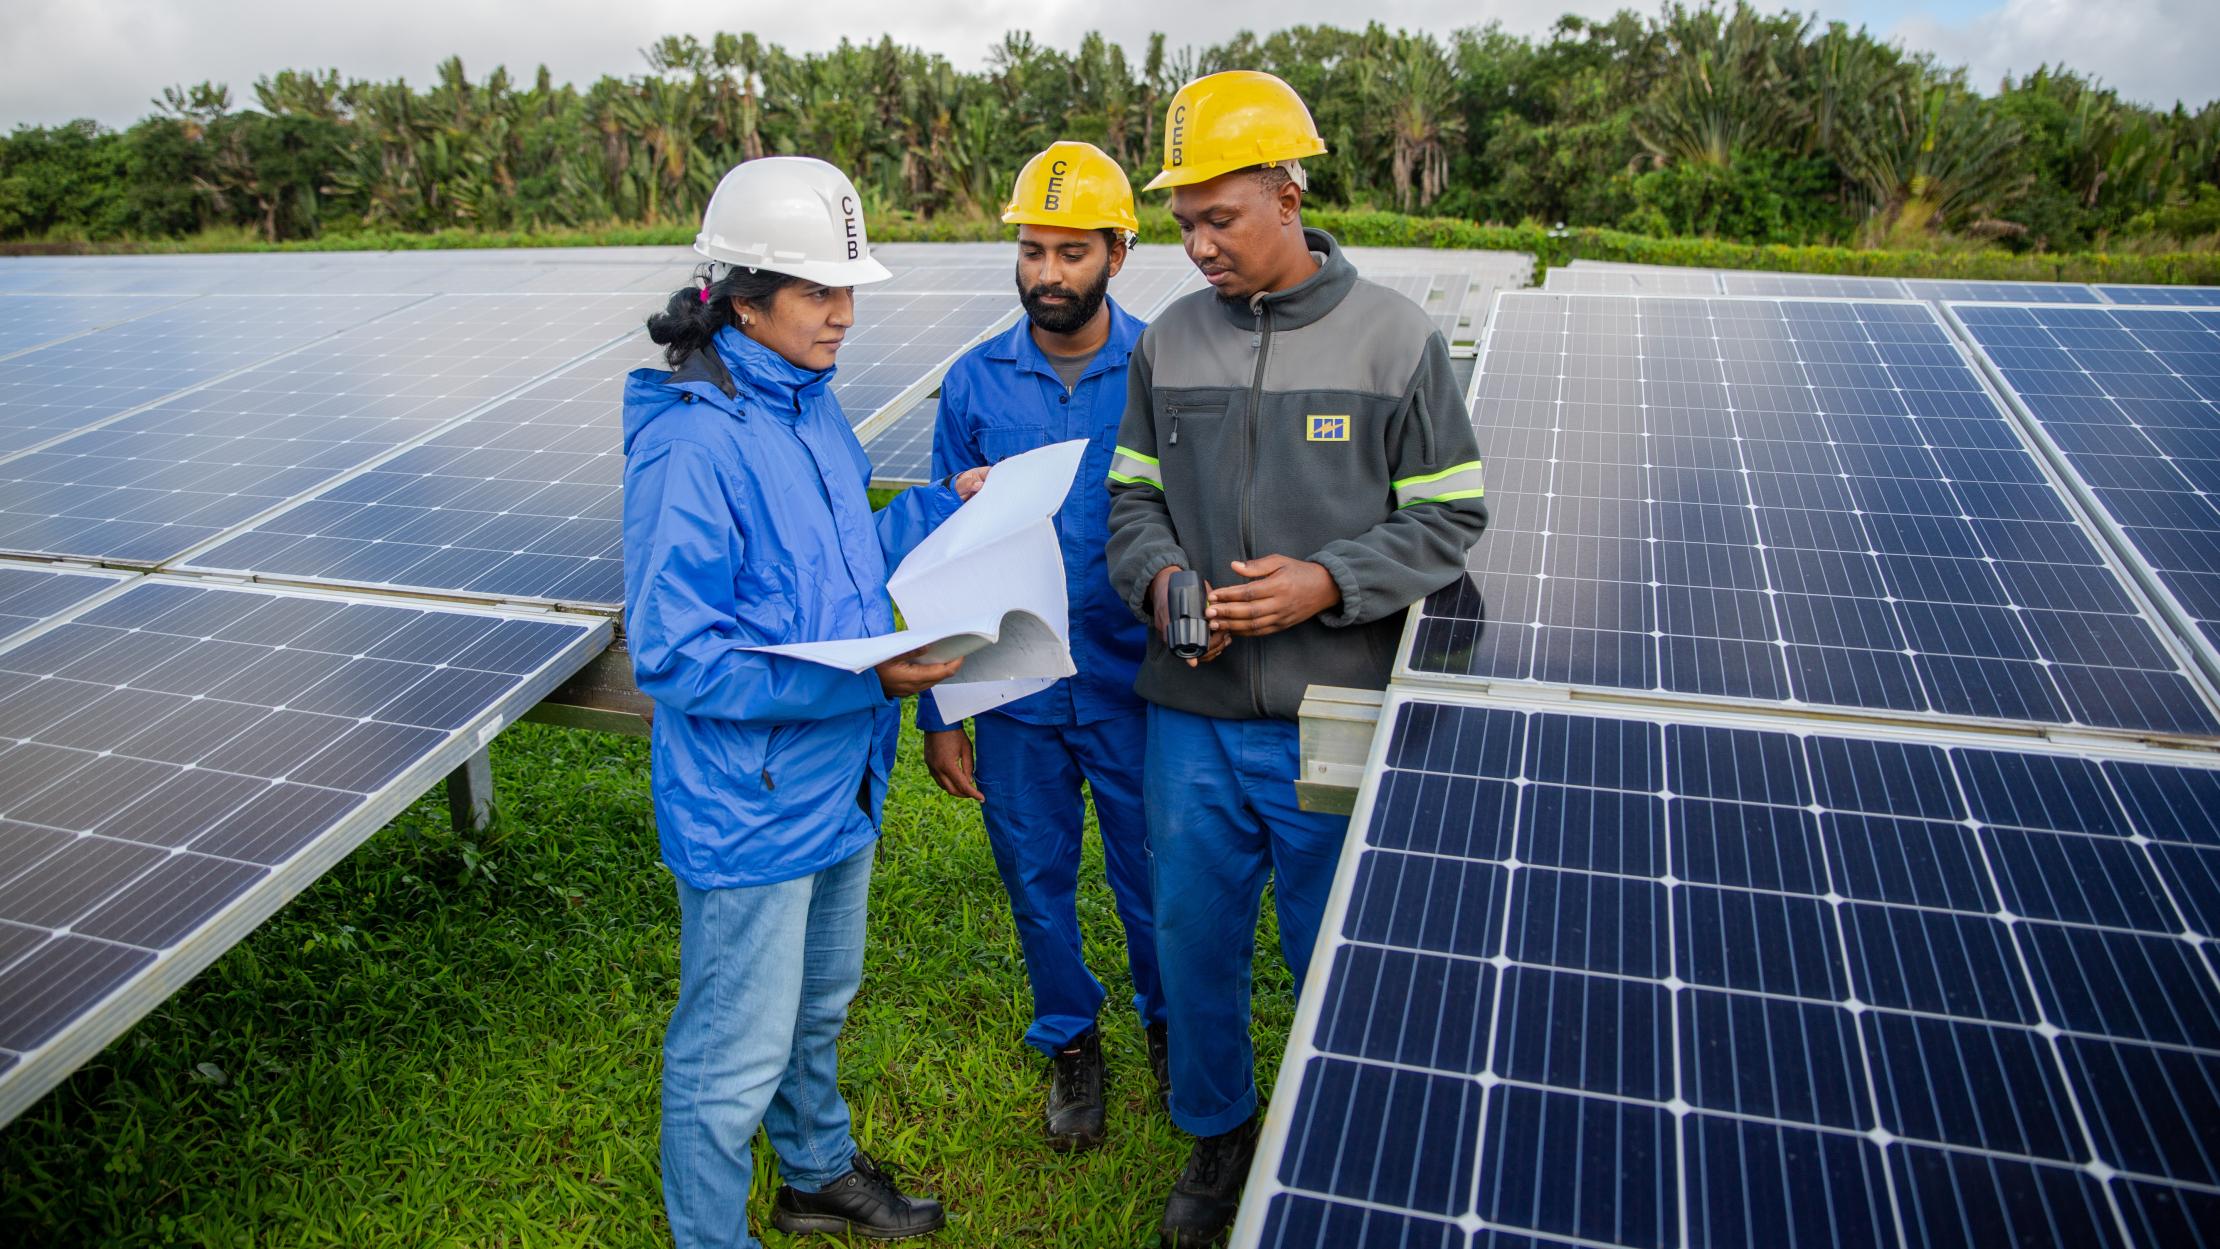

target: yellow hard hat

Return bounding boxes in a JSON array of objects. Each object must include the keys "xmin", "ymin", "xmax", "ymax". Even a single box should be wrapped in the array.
[
  {"xmin": 1002, "ymin": 141, "xmax": 1140, "ymax": 234},
  {"xmin": 1145, "ymin": 70, "xmax": 1327, "ymax": 192}
]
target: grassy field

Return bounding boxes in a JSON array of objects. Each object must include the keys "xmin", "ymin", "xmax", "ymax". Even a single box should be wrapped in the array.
[{"xmin": 0, "ymin": 706, "xmax": 1292, "ymax": 1246}]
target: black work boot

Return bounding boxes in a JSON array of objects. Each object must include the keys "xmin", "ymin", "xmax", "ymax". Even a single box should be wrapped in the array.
[
  {"xmin": 1146, "ymin": 1022, "xmax": 1171, "ymax": 1107},
  {"xmin": 1158, "ymin": 1115, "xmax": 1259, "ymax": 1247},
  {"xmin": 1045, "ymin": 1026, "xmax": 1106, "ymax": 1151},
  {"xmin": 769, "ymin": 1149, "xmax": 945, "ymax": 1240}
]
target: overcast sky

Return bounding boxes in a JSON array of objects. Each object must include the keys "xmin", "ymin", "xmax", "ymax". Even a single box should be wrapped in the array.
[{"xmin": 3, "ymin": 0, "xmax": 2213, "ymax": 131}]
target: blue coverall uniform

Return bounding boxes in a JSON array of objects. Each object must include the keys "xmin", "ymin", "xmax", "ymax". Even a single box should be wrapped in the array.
[{"xmin": 917, "ymin": 298, "xmax": 1167, "ymax": 1054}]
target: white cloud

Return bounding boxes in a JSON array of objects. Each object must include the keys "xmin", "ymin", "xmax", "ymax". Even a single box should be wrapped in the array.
[{"xmin": 1896, "ymin": 0, "xmax": 2219, "ymax": 108}]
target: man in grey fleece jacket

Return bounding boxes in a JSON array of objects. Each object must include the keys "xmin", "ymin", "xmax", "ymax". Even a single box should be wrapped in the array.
[{"xmin": 1106, "ymin": 72, "xmax": 1488, "ymax": 1247}]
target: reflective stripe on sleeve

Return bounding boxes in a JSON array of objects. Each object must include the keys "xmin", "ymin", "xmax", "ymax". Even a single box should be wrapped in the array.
[
  {"xmin": 1392, "ymin": 460, "xmax": 1486, "ymax": 508},
  {"xmin": 1108, "ymin": 445, "xmax": 1163, "ymax": 489}
]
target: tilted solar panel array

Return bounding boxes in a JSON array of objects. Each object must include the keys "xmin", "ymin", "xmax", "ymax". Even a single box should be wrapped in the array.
[
  {"xmin": 180, "ymin": 337, "xmax": 657, "ymax": 609},
  {"xmin": 0, "ymin": 575, "xmax": 605, "ymax": 1122},
  {"xmin": 1240, "ymin": 691, "xmax": 2220, "ymax": 1249},
  {"xmin": 1241, "ymin": 273, "xmax": 2220, "ymax": 1248},
  {"xmin": 0, "ymin": 292, "xmax": 647, "ymax": 566},
  {"xmin": 1410, "ymin": 292, "xmax": 2219, "ymax": 736},
  {"xmin": 1950, "ymin": 302, "xmax": 2220, "ymax": 676}
]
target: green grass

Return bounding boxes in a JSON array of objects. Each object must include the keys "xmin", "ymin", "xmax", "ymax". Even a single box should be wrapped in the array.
[{"xmin": 0, "ymin": 706, "xmax": 1292, "ymax": 1247}]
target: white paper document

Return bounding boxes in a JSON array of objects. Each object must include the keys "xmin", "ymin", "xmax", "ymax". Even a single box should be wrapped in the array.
[{"xmin": 747, "ymin": 439, "xmax": 1086, "ymax": 719}]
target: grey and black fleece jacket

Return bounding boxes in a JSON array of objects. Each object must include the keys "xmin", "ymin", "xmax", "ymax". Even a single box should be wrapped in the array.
[{"xmin": 1106, "ymin": 228, "xmax": 1489, "ymax": 722}]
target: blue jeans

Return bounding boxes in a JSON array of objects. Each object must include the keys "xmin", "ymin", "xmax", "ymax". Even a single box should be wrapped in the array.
[
  {"xmin": 662, "ymin": 845, "xmax": 873, "ymax": 1249},
  {"xmin": 974, "ymin": 711, "xmax": 1166, "ymax": 1054},
  {"xmin": 1145, "ymin": 704, "xmax": 1350, "ymax": 1137}
]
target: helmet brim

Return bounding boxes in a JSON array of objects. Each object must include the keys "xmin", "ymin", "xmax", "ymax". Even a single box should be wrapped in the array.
[
  {"xmin": 693, "ymin": 244, "xmax": 894, "ymax": 288},
  {"xmin": 1001, "ymin": 209, "xmax": 1142, "ymax": 233}
]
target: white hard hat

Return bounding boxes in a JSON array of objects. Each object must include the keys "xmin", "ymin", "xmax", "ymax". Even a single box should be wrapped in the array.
[{"xmin": 693, "ymin": 156, "xmax": 893, "ymax": 287}]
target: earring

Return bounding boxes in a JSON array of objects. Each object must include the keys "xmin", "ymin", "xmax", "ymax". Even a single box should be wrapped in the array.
[{"xmin": 739, "ymin": 313, "xmax": 751, "ymax": 327}]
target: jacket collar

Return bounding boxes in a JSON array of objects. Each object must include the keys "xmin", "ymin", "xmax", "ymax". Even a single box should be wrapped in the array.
[
  {"xmin": 986, "ymin": 295, "xmax": 1144, "ymax": 384},
  {"xmin": 673, "ymin": 325, "xmax": 835, "ymax": 419},
  {"xmin": 1212, "ymin": 227, "xmax": 1355, "ymax": 333}
]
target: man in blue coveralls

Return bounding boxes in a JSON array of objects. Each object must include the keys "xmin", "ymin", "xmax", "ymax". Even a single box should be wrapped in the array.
[{"xmin": 919, "ymin": 140, "xmax": 1167, "ymax": 1152}]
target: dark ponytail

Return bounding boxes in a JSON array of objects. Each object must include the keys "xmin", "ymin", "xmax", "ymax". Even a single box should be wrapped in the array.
[{"xmin": 646, "ymin": 263, "xmax": 801, "ymax": 367}]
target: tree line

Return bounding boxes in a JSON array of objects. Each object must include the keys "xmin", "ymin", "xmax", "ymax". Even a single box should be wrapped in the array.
[{"xmin": 4, "ymin": 3, "xmax": 2217, "ymax": 252}]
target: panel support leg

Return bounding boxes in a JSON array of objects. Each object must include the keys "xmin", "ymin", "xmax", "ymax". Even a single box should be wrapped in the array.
[{"xmin": 447, "ymin": 747, "xmax": 495, "ymax": 834}]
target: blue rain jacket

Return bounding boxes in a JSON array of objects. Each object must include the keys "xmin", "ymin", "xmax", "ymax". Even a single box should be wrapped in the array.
[
  {"xmin": 917, "ymin": 297, "xmax": 1149, "ymax": 732},
  {"xmin": 623, "ymin": 326, "xmax": 960, "ymax": 888}
]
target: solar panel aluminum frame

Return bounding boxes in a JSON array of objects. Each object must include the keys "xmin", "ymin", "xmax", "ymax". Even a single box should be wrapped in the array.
[
  {"xmin": 1396, "ymin": 289, "xmax": 2220, "ymax": 749},
  {"xmin": 1228, "ymin": 680, "xmax": 2220, "ymax": 1249},
  {"xmin": 1944, "ymin": 300, "xmax": 2220, "ymax": 697},
  {"xmin": 0, "ymin": 574, "xmax": 610, "ymax": 1125}
]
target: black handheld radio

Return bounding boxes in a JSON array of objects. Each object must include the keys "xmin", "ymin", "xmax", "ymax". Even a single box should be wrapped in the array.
[{"xmin": 1166, "ymin": 570, "xmax": 1209, "ymax": 660}]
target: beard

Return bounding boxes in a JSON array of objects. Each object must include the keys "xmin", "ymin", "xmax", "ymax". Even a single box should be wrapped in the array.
[{"xmin": 1017, "ymin": 258, "xmax": 1112, "ymax": 335}]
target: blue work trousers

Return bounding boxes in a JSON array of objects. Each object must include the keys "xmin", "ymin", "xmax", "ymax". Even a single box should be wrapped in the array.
[
  {"xmin": 661, "ymin": 845, "xmax": 872, "ymax": 1249},
  {"xmin": 974, "ymin": 711, "xmax": 1166, "ymax": 1054},
  {"xmin": 1145, "ymin": 703, "xmax": 1351, "ymax": 1137}
]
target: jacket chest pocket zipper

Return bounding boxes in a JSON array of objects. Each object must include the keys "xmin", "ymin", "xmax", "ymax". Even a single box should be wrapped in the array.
[{"xmin": 1166, "ymin": 402, "xmax": 1226, "ymax": 446}]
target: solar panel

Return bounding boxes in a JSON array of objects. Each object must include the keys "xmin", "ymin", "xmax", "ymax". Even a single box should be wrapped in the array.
[
  {"xmin": 1949, "ymin": 301, "xmax": 2220, "ymax": 678},
  {"xmin": 1416, "ymin": 292, "xmax": 2220, "ymax": 737},
  {"xmin": 179, "ymin": 337, "xmax": 657, "ymax": 609},
  {"xmin": 0, "ymin": 294, "xmax": 203, "ymax": 359},
  {"xmin": 0, "ymin": 292, "xmax": 649, "ymax": 567},
  {"xmin": 2097, "ymin": 286, "xmax": 2220, "ymax": 307},
  {"xmin": 1237, "ymin": 687, "xmax": 2220, "ymax": 1249},
  {"xmin": 835, "ymin": 290, "xmax": 1018, "ymax": 425},
  {"xmin": 0, "ymin": 563, "xmax": 131, "ymax": 645},
  {"xmin": 1544, "ymin": 267, "xmax": 1724, "ymax": 295},
  {"xmin": 0, "ymin": 294, "xmax": 425, "ymax": 457},
  {"xmin": 0, "ymin": 575, "xmax": 607, "ymax": 1124},
  {"xmin": 1904, "ymin": 280, "xmax": 2105, "ymax": 306},
  {"xmin": 864, "ymin": 396, "xmax": 942, "ymax": 487},
  {"xmin": 1369, "ymin": 273, "xmax": 1466, "ymax": 340},
  {"xmin": 1718, "ymin": 272, "xmax": 1911, "ymax": 298}
]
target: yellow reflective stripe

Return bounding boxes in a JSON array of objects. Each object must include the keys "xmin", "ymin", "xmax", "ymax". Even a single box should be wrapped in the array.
[
  {"xmin": 1392, "ymin": 460, "xmax": 1484, "ymax": 491},
  {"xmin": 1108, "ymin": 447, "xmax": 1163, "ymax": 489},
  {"xmin": 1394, "ymin": 461, "xmax": 1486, "ymax": 508}
]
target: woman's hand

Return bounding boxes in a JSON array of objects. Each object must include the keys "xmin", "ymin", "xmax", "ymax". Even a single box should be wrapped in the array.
[
  {"xmin": 953, "ymin": 465, "xmax": 990, "ymax": 501},
  {"xmin": 876, "ymin": 648, "xmax": 964, "ymax": 698}
]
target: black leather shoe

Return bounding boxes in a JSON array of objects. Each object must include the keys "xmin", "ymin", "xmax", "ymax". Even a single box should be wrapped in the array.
[
  {"xmin": 1046, "ymin": 1026, "xmax": 1106, "ymax": 1151},
  {"xmin": 1146, "ymin": 1022, "xmax": 1170, "ymax": 1107},
  {"xmin": 770, "ymin": 1150, "xmax": 945, "ymax": 1240},
  {"xmin": 1158, "ymin": 1115, "xmax": 1259, "ymax": 1247}
]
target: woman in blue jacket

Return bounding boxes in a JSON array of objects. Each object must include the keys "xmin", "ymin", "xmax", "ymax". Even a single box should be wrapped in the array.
[{"xmin": 622, "ymin": 157, "xmax": 980, "ymax": 1249}]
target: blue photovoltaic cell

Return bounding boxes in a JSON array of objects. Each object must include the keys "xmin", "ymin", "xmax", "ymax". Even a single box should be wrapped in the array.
[
  {"xmin": 827, "ymin": 290, "xmax": 1017, "ymax": 419},
  {"xmin": 1417, "ymin": 292, "xmax": 2220, "ymax": 736},
  {"xmin": 2097, "ymin": 286, "xmax": 2220, "ymax": 307},
  {"xmin": 180, "ymin": 337, "xmax": 655, "ymax": 608},
  {"xmin": 0, "ymin": 563, "xmax": 124, "ymax": 645},
  {"xmin": 1952, "ymin": 302, "xmax": 2220, "ymax": 663},
  {"xmin": 0, "ymin": 292, "xmax": 647, "ymax": 566},
  {"xmin": 0, "ymin": 294, "xmax": 198, "ymax": 358},
  {"xmin": 1543, "ymin": 267, "xmax": 1723, "ymax": 295},
  {"xmin": 0, "ymin": 294, "xmax": 421, "ymax": 457},
  {"xmin": 1902, "ymin": 280, "xmax": 2104, "ymax": 306},
  {"xmin": 1242, "ymin": 693, "xmax": 2220, "ymax": 1249},
  {"xmin": 1717, "ymin": 272, "xmax": 1911, "ymax": 298},
  {"xmin": 0, "ymin": 577, "xmax": 604, "ymax": 1121},
  {"xmin": 865, "ymin": 396, "xmax": 943, "ymax": 487}
]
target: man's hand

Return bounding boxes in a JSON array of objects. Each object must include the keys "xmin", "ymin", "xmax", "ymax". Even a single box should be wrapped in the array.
[
  {"xmin": 1207, "ymin": 555, "xmax": 1340, "ymax": 637},
  {"xmin": 952, "ymin": 465, "xmax": 990, "ymax": 500},
  {"xmin": 1149, "ymin": 565, "xmax": 1229, "ymax": 667},
  {"xmin": 876, "ymin": 649, "xmax": 964, "ymax": 698},
  {"xmin": 923, "ymin": 727, "xmax": 983, "ymax": 801}
]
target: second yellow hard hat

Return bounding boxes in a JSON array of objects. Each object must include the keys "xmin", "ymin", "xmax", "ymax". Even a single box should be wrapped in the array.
[
  {"xmin": 1145, "ymin": 70, "xmax": 1327, "ymax": 192},
  {"xmin": 1002, "ymin": 141, "xmax": 1139, "ymax": 234}
]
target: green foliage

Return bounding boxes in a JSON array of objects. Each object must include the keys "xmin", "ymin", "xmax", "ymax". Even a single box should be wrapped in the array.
[{"xmin": 4, "ymin": 6, "xmax": 2216, "ymax": 256}]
